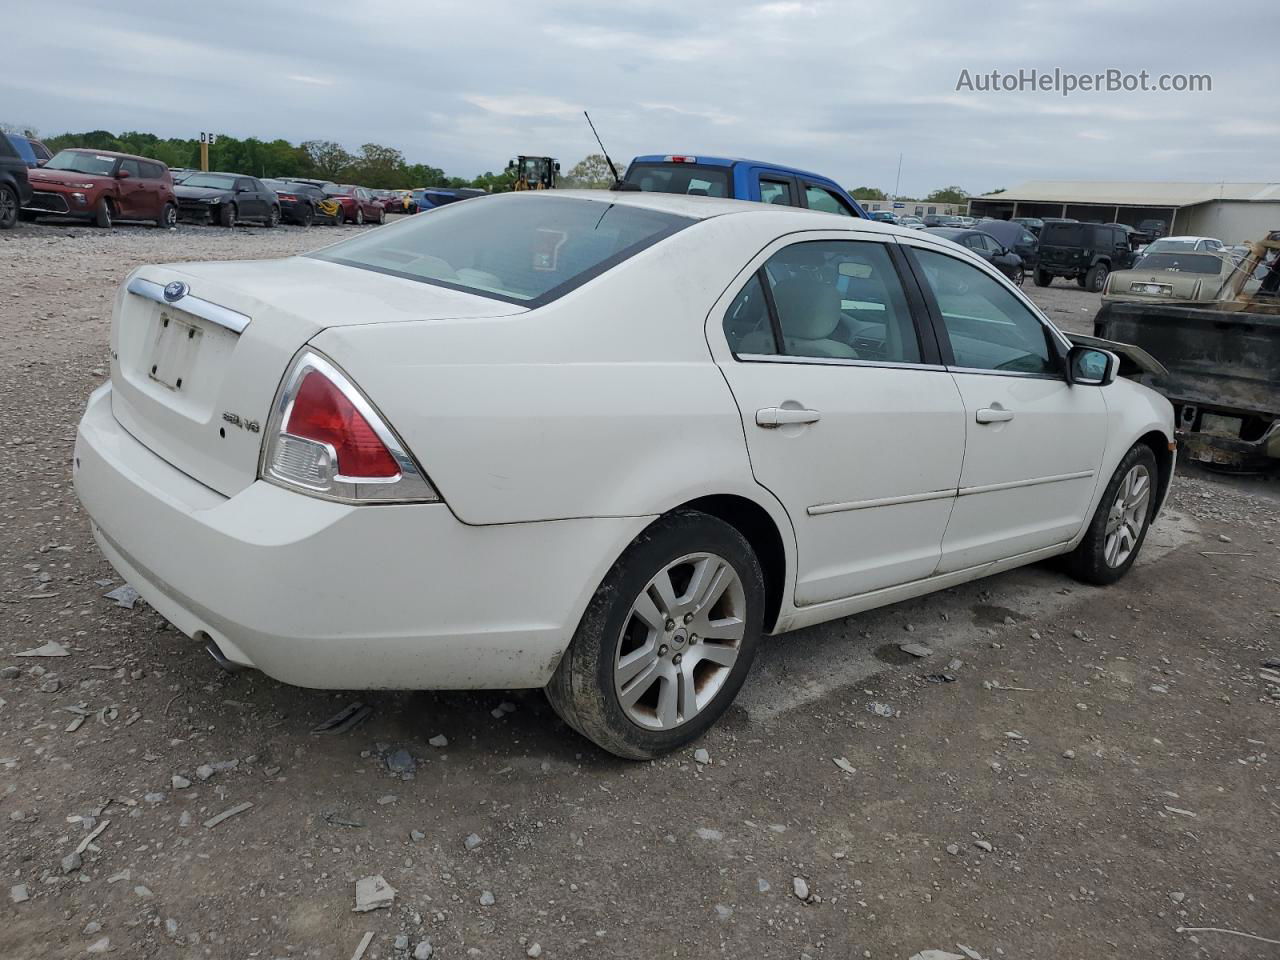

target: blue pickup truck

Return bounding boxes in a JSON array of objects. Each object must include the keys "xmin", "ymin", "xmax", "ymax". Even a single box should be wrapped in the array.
[{"xmin": 621, "ymin": 154, "xmax": 868, "ymax": 218}]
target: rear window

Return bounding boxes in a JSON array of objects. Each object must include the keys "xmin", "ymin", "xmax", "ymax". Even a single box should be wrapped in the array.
[
  {"xmin": 1132, "ymin": 253, "xmax": 1224, "ymax": 274},
  {"xmin": 1040, "ymin": 223, "xmax": 1083, "ymax": 245},
  {"xmin": 625, "ymin": 163, "xmax": 730, "ymax": 198},
  {"xmin": 0, "ymin": 135, "xmax": 23, "ymax": 160},
  {"xmin": 309, "ymin": 195, "xmax": 693, "ymax": 305}
]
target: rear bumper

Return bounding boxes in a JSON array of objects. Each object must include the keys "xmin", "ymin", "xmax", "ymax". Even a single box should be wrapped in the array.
[{"xmin": 73, "ymin": 383, "xmax": 649, "ymax": 689}]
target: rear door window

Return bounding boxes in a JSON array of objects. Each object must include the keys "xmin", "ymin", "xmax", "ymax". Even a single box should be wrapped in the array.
[
  {"xmin": 119, "ymin": 159, "xmax": 141, "ymax": 178},
  {"xmin": 759, "ymin": 178, "xmax": 794, "ymax": 206},
  {"xmin": 729, "ymin": 240, "xmax": 923, "ymax": 363},
  {"xmin": 803, "ymin": 184, "xmax": 854, "ymax": 216}
]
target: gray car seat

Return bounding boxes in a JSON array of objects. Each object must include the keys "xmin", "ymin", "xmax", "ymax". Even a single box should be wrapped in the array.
[{"xmin": 770, "ymin": 275, "xmax": 857, "ymax": 358}]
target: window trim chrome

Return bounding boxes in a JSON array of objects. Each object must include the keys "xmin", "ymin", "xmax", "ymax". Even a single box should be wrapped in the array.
[
  {"xmin": 730, "ymin": 353, "xmax": 949, "ymax": 373},
  {"xmin": 127, "ymin": 276, "xmax": 251, "ymax": 335}
]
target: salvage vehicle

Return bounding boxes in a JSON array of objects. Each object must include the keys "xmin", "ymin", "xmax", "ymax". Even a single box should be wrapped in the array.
[
  {"xmin": 72, "ymin": 192, "xmax": 1176, "ymax": 758},
  {"xmin": 0, "ymin": 133, "xmax": 32, "ymax": 229},
  {"xmin": 412, "ymin": 186, "xmax": 485, "ymax": 211},
  {"xmin": 1094, "ymin": 231, "xmax": 1280, "ymax": 470},
  {"xmin": 975, "ymin": 219, "xmax": 1039, "ymax": 272},
  {"xmin": 622, "ymin": 155, "xmax": 868, "ymax": 217},
  {"xmin": 1102, "ymin": 250, "xmax": 1240, "ymax": 305},
  {"xmin": 1141, "ymin": 235, "xmax": 1224, "ymax": 255},
  {"xmin": 1035, "ymin": 221, "xmax": 1136, "ymax": 290},
  {"xmin": 5, "ymin": 133, "xmax": 52, "ymax": 168},
  {"xmin": 1136, "ymin": 218, "xmax": 1169, "ymax": 242},
  {"xmin": 176, "ymin": 172, "xmax": 280, "ymax": 227},
  {"xmin": 1012, "ymin": 216, "xmax": 1044, "ymax": 236},
  {"xmin": 23, "ymin": 149, "xmax": 177, "ymax": 228},
  {"xmin": 261, "ymin": 178, "xmax": 341, "ymax": 226},
  {"xmin": 323, "ymin": 183, "xmax": 385, "ymax": 224},
  {"xmin": 923, "ymin": 226, "xmax": 1025, "ymax": 283}
]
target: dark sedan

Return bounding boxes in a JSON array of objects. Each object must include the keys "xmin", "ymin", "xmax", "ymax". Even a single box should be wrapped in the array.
[
  {"xmin": 262, "ymin": 178, "xmax": 342, "ymax": 226},
  {"xmin": 175, "ymin": 172, "xmax": 280, "ymax": 227},
  {"xmin": 924, "ymin": 227, "xmax": 1025, "ymax": 284}
]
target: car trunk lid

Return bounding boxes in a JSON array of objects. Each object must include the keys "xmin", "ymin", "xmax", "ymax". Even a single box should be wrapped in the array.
[{"xmin": 109, "ymin": 256, "xmax": 525, "ymax": 497}]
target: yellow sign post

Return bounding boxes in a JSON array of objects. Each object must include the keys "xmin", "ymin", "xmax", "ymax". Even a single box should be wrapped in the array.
[{"xmin": 198, "ymin": 132, "xmax": 217, "ymax": 172}]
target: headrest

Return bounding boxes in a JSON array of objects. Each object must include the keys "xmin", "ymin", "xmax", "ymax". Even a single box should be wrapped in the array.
[{"xmin": 771, "ymin": 275, "xmax": 840, "ymax": 340}]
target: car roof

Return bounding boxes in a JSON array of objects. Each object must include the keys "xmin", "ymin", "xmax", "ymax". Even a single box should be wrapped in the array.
[
  {"xmin": 629, "ymin": 154, "xmax": 843, "ymax": 183},
  {"xmin": 62, "ymin": 147, "xmax": 167, "ymax": 166},
  {"xmin": 1150, "ymin": 235, "xmax": 1217, "ymax": 243},
  {"xmin": 507, "ymin": 190, "xmax": 924, "ymax": 237}
]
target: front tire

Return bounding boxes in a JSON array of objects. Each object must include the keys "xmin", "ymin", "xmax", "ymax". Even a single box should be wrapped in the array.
[
  {"xmin": 219, "ymin": 203, "xmax": 235, "ymax": 228},
  {"xmin": 300, "ymin": 204, "xmax": 314, "ymax": 227},
  {"xmin": 93, "ymin": 197, "xmax": 112, "ymax": 228},
  {"xmin": 546, "ymin": 510, "xmax": 764, "ymax": 759},
  {"xmin": 1034, "ymin": 269, "xmax": 1053, "ymax": 287},
  {"xmin": 355, "ymin": 207, "xmax": 364, "ymax": 225},
  {"xmin": 1066, "ymin": 443, "xmax": 1158, "ymax": 585}
]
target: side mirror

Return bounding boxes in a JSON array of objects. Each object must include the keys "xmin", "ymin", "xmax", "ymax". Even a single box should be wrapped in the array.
[
  {"xmin": 36, "ymin": 159, "xmax": 46, "ymax": 167},
  {"xmin": 116, "ymin": 169, "xmax": 131, "ymax": 179},
  {"xmin": 1067, "ymin": 345, "xmax": 1118, "ymax": 386}
]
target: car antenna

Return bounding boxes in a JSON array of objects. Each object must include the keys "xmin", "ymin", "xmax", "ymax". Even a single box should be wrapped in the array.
[{"xmin": 584, "ymin": 111, "xmax": 637, "ymax": 191}]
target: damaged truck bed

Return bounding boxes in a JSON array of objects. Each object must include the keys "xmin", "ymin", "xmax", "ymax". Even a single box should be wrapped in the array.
[{"xmin": 1093, "ymin": 230, "xmax": 1280, "ymax": 470}]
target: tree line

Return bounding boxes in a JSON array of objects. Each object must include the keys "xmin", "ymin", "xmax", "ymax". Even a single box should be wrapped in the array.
[{"xmin": 2, "ymin": 123, "xmax": 625, "ymax": 193}]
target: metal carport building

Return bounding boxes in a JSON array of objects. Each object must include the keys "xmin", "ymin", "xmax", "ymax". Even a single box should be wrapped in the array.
[{"xmin": 968, "ymin": 181, "xmax": 1280, "ymax": 243}]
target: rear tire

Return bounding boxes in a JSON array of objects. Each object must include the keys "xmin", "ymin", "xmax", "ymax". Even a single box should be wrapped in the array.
[
  {"xmin": 263, "ymin": 205, "xmax": 279, "ymax": 228},
  {"xmin": 1066, "ymin": 443, "xmax": 1159, "ymax": 585},
  {"xmin": 0, "ymin": 184, "xmax": 17, "ymax": 229},
  {"xmin": 93, "ymin": 197, "xmax": 112, "ymax": 228},
  {"xmin": 1034, "ymin": 269, "xmax": 1052, "ymax": 287},
  {"xmin": 1085, "ymin": 263, "xmax": 1109, "ymax": 292},
  {"xmin": 545, "ymin": 510, "xmax": 764, "ymax": 760}
]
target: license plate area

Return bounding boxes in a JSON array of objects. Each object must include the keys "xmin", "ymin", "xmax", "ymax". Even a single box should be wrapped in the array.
[{"xmin": 148, "ymin": 311, "xmax": 204, "ymax": 391}]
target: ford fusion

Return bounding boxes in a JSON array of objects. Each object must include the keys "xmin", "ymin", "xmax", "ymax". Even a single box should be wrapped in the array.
[{"xmin": 73, "ymin": 192, "xmax": 1176, "ymax": 758}]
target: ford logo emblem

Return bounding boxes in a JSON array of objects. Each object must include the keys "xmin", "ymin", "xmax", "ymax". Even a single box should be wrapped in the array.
[{"xmin": 163, "ymin": 281, "xmax": 188, "ymax": 302}]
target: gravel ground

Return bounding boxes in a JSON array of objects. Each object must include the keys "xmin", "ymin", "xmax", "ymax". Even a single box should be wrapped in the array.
[{"xmin": 1, "ymin": 221, "xmax": 1277, "ymax": 960}]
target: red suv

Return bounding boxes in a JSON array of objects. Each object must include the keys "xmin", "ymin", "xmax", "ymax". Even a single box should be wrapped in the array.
[{"xmin": 23, "ymin": 149, "xmax": 177, "ymax": 228}]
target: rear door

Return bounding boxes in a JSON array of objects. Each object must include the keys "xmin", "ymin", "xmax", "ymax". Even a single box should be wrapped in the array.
[
  {"xmin": 901, "ymin": 240, "xmax": 1108, "ymax": 571},
  {"xmin": 710, "ymin": 231, "xmax": 966, "ymax": 605}
]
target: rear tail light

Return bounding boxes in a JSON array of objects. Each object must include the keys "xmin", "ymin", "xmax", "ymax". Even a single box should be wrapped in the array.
[
  {"xmin": 260, "ymin": 350, "xmax": 438, "ymax": 503},
  {"xmin": 278, "ymin": 192, "xmax": 297, "ymax": 201}
]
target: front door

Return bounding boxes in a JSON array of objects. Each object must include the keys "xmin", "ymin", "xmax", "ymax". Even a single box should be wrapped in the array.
[
  {"xmin": 115, "ymin": 159, "xmax": 147, "ymax": 218},
  {"xmin": 903, "ymin": 241, "xmax": 1108, "ymax": 572},
  {"xmin": 711, "ymin": 233, "xmax": 966, "ymax": 606}
]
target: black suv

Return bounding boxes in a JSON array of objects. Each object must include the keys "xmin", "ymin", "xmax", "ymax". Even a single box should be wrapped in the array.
[
  {"xmin": 1034, "ymin": 222, "xmax": 1136, "ymax": 291},
  {"xmin": 0, "ymin": 134, "xmax": 32, "ymax": 230}
]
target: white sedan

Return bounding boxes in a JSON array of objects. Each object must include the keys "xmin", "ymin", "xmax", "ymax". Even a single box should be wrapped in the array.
[{"xmin": 73, "ymin": 191, "xmax": 1175, "ymax": 758}]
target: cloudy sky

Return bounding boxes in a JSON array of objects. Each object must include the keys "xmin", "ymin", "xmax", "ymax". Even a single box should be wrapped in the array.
[{"xmin": 6, "ymin": 0, "xmax": 1277, "ymax": 196}]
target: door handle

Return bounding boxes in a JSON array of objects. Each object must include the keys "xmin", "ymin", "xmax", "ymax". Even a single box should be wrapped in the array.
[
  {"xmin": 756, "ymin": 406, "xmax": 821, "ymax": 427},
  {"xmin": 975, "ymin": 407, "xmax": 1014, "ymax": 424}
]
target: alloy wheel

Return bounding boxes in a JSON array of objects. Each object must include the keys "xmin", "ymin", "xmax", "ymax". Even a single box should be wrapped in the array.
[
  {"xmin": 613, "ymin": 552, "xmax": 746, "ymax": 731},
  {"xmin": 1103, "ymin": 464, "xmax": 1151, "ymax": 567}
]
